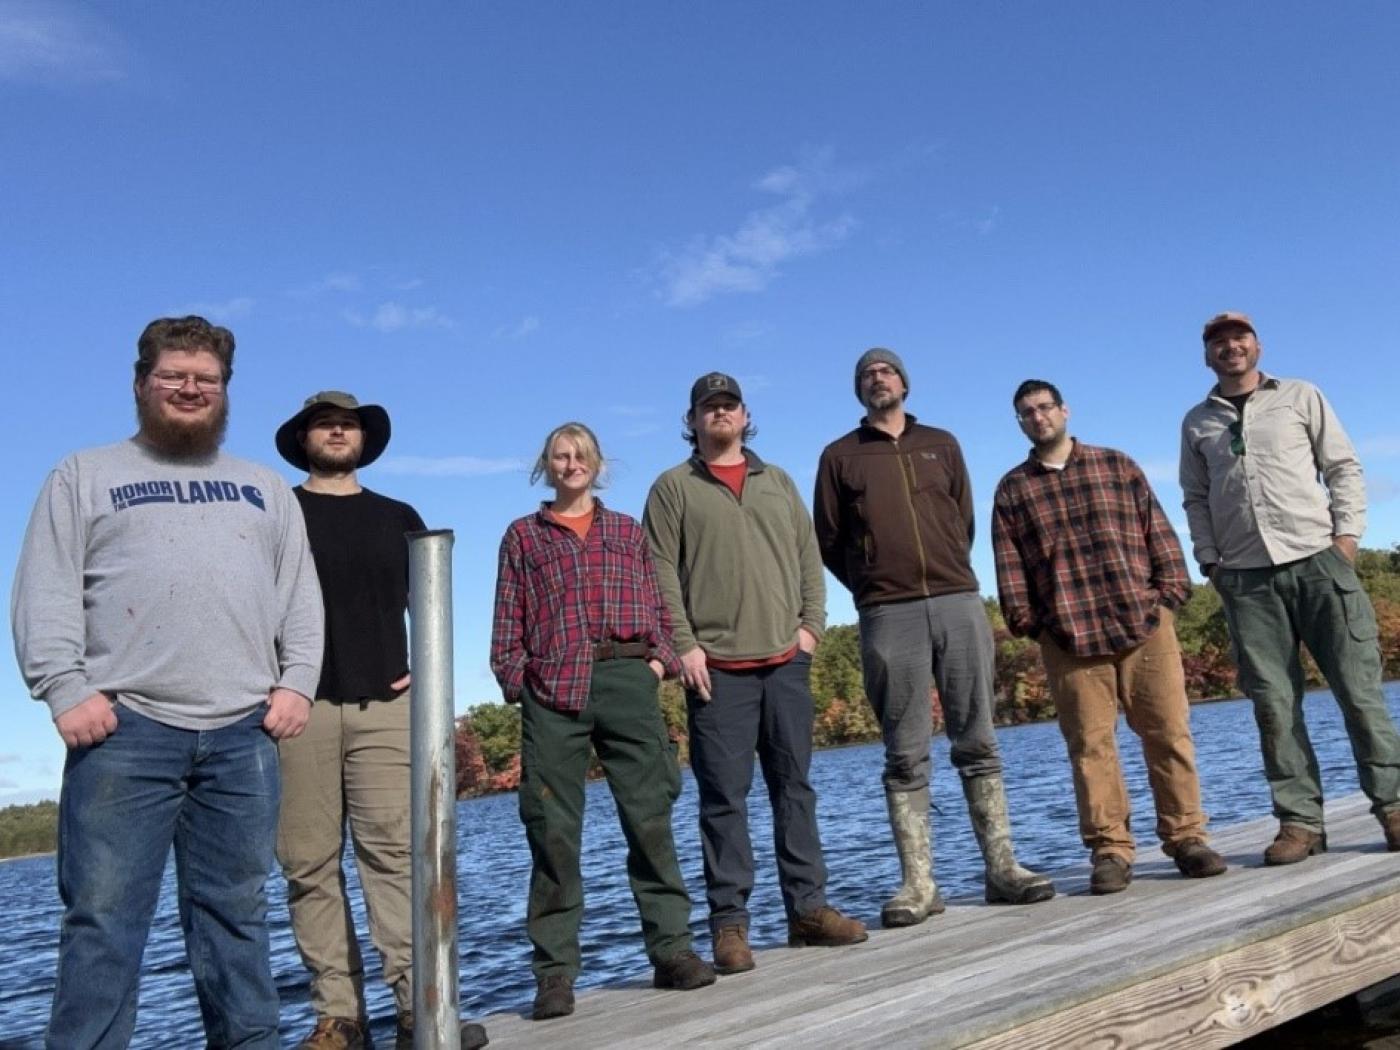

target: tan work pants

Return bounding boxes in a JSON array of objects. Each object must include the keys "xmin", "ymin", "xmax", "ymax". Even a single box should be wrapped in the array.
[
  {"xmin": 277, "ymin": 694, "xmax": 412, "ymax": 1019},
  {"xmin": 1039, "ymin": 609, "xmax": 1208, "ymax": 863}
]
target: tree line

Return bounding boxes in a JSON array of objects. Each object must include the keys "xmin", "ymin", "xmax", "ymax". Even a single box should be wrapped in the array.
[
  {"xmin": 6, "ymin": 547, "xmax": 1398, "ymax": 857},
  {"xmin": 456, "ymin": 545, "xmax": 1400, "ymax": 797}
]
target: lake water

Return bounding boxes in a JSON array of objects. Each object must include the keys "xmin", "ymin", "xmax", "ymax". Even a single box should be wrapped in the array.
[{"xmin": 4, "ymin": 685, "xmax": 1399, "ymax": 1048}]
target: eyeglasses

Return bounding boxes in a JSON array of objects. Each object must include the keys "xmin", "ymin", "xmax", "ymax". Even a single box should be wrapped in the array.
[
  {"xmin": 860, "ymin": 365, "xmax": 900, "ymax": 382},
  {"xmin": 1015, "ymin": 401, "xmax": 1061, "ymax": 422},
  {"xmin": 1228, "ymin": 419, "xmax": 1245, "ymax": 456},
  {"xmin": 151, "ymin": 370, "xmax": 223, "ymax": 393}
]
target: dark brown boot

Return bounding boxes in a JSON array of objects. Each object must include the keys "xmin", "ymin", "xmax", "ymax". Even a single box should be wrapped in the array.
[
  {"xmin": 532, "ymin": 975, "xmax": 575, "ymax": 1021},
  {"xmin": 653, "ymin": 950, "xmax": 717, "ymax": 990},
  {"xmin": 1382, "ymin": 810, "xmax": 1400, "ymax": 851},
  {"xmin": 1089, "ymin": 854, "xmax": 1132, "ymax": 895},
  {"xmin": 787, "ymin": 906, "xmax": 868, "ymax": 947},
  {"xmin": 1263, "ymin": 824, "xmax": 1325, "ymax": 866},
  {"xmin": 1171, "ymin": 838, "xmax": 1227, "ymax": 878},
  {"xmin": 712, "ymin": 925, "xmax": 755, "ymax": 974}
]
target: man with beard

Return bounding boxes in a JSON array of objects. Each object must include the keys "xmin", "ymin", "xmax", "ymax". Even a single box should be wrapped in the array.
[
  {"xmin": 644, "ymin": 373, "xmax": 866, "ymax": 976},
  {"xmin": 273, "ymin": 392, "xmax": 487, "ymax": 1050},
  {"xmin": 993, "ymin": 380, "xmax": 1226, "ymax": 895},
  {"xmin": 1181, "ymin": 312, "xmax": 1400, "ymax": 864},
  {"xmin": 813, "ymin": 348, "xmax": 1053, "ymax": 928},
  {"xmin": 11, "ymin": 316, "xmax": 324, "ymax": 1049}
]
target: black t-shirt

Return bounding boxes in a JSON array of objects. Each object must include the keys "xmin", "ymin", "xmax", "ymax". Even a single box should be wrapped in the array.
[{"xmin": 295, "ymin": 486, "xmax": 427, "ymax": 701}]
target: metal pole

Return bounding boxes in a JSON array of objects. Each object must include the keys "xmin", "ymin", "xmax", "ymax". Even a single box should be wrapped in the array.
[{"xmin": 408, "ymin": 530, "xmax": 460, "ymax": 1050}]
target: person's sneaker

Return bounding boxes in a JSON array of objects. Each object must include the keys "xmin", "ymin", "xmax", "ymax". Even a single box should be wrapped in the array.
[
  {"xmin": 1089, "ymin": 854, "xmax": 1132, "ymax": 895},
  {"xmin": 297, "ymin": 1016, "xmax": 367, "ymax": 1050},
  {"xmin": 1382, "ymin": 810, "xmax": 1400, "ymax": 852},
  {"xmin": 395, "ymin": 1012, "xmax": 489, "ymax": 1050},
  {"xmin": 532, "ymin": 975, "xmax": 576, "ymax": 1021},
  {"xmin": 787, "ymin": 906, "xmax": 868, "ymax": 948},
  {"xmin": 1171, "ymin": 838, "xmax": 1227, "ymax": 879},
  {"xmin": 1263, "ymin": 824, "xmax": 1326, "ymax": 866},
  {"xmin": 653, "ymin": 950, "xmax": 717, "ymax": 990},
  {"xmin": 712, "ymin": 924, "xmax": 755, "ymax": 974}
]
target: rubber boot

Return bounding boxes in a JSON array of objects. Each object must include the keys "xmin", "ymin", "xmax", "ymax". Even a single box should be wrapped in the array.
[
  {"xmin": 963, "ymin": 775, "xmax": 1056, "ymax": 905},
  {"xmin": 881, "ymin": 787, "xmax": 945, "ymax": 927}
]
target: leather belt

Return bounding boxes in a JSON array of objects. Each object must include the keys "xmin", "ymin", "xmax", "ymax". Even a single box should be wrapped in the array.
[{"xmin": 593, "ymin": 640, "xmax": 651, "ymax": 662}]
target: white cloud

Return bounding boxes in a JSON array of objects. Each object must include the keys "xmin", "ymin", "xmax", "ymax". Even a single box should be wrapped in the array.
[
  {"xmin": 493, "ymin": 316, "xmax": 540, "ymax": 340},
  {"xmin": 1368, "ymin": 475, "xmax": 1400, "ymax": 504},
  {"xmin": 0, "ymin": 0, "xmax": 125, "ymax": 85},
  {"xmin": 657, "ymin": 147, "xmax": 859, "ymax": 308},
  {"xmin": 314, "ymin": 272, "xmax": 362, "ymax": 294},
  {"xmin": 167, "ymin": 297, "xmax": 255, "ymax": 322},
  {"xmin": 345, "ymin": 302, "xmax": 453, "ymax": 333},
  {"xmin": 376, "ymin": 455, "xmax": 524, "ymax": 478},
  {"xmin": 1139, "ymin": 459, "xmax": 1178, "ymax": 486},
  {"xmin": 724, "ymin": 320, "xmax": 776, "ymax": 344},
  {"xmin": 1359, "ymin": 436, "xmax": 1400, "ymax": 459}
]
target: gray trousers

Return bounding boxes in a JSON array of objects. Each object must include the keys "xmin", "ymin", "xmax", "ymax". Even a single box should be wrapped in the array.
[
  {"xmin": 859, "ymin": 592, "xmax": 1003, "ymax": 793},
  {"xmin": 686, "ymin": 653, "xmax": 828, "ymax": 933},
  {"xmin": 1214, "ymin": 546, "xmax": 1400, "ymax": 829}
]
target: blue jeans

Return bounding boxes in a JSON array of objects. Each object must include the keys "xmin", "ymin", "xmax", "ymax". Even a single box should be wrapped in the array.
[{"xmin": 49, "ymin": 704, "xmax": 282, "ymax": 1050}]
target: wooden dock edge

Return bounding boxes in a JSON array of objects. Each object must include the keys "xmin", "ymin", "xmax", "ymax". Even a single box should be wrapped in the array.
[{"xmin": 961, "ymin": 889, "xmax": 1400, "ymax": 1049}]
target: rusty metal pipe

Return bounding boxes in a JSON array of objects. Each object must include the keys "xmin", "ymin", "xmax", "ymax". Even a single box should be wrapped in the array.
[{"xmin": 408, "ymin": 530, "xmax": 460, "ymax": 1049}]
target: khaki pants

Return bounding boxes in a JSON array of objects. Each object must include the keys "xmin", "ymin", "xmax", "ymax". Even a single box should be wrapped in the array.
[
  {"xmin": 1039, "ymin": 609, "xmax": 1207, "ymax": 863},
  {"xmin": 277, "ymin": 694, "xmax": 412, "ymax": 1018}
]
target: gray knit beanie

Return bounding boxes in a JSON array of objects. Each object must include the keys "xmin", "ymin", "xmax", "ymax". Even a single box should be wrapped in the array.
[{"xmin": 854, "ymin": 347, "xmax": 909, "ymax": 402}]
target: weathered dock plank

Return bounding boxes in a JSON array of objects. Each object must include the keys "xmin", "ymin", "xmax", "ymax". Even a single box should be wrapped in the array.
[{"xmin": 472, "ymin": 793, "xmax": 1400, "ymax": 1048}]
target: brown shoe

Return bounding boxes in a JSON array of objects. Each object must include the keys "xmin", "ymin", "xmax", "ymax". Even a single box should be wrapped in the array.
[
  {"xmin": 787, "ymin": 906, "xmax": 868, "ymax": 948},
  {"xmin": 532, "ymin": 975, "xmax": 575, "ymax": 1021},
  {"xmin": 1171, "ymin": 838, "xmax": 1227, "ymax": 879},
  {"xmin": 1263, "ymin": 824, "xmax": 1326, "ymax": 866},
  {"xmin": 297, "ymin": 1017, "xmax": 367, "ymax": 1050},
  {"xmin": 1089, "ymin": 854, "xmax": 1132, "ymax": 895},
  {"xmin": 712, "ymin": 925, "xmax": 755, "ymax": 974},
  {"xmin": 1382, "ymin": 810, "xmax": 1400, "ymax": 852},
  {"xmin": 653, "ymin": 949, "xmax": 717, "ymax": 990}
]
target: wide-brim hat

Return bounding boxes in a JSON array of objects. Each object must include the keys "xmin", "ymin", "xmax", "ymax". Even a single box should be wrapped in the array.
[{"xmin": 276, "ymin": 390, "xmax": 391, "ymax": 472}]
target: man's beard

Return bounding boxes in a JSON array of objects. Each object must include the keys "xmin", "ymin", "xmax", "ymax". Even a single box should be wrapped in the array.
[
  {"xmin": 863, "ymin": 389, "xmax": 903, "ymax": 412},
  {"xmin": 306, "ymin": 444, "xmax": 360, "ymax": 473},
  {"xmin": 136, "ymin": 396, "xmax": 229, "ymax": 460}
]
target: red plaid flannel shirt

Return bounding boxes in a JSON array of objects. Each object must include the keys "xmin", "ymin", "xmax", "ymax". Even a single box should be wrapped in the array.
[
  {"xmin": 992, "ymin": 441, "xmax": 1191, "ymax": 657},
  {"xmin": 490, "ymin": 501, "xmax": 682, "ymax": 712}
]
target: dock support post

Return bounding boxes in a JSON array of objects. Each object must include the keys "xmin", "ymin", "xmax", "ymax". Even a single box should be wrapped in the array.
[{"xmin": 408, "ymin": 530, "xmax": 460, "ymax": 1049}]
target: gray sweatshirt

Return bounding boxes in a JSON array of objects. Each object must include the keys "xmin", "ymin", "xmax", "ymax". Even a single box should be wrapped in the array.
[{"xmin": 11, "ymin": 439, "xmax": 324, "ymax": 729}]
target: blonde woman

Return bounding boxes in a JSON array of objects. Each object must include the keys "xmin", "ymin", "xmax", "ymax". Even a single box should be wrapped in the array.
[{"xmin": 490, "ymin": 422, "xmax": 715, "ymax": 1021}]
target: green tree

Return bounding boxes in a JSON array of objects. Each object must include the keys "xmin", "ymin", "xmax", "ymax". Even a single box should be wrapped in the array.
[{"xmin": 464, "ymin": 702, "xmax": 521, "ymax": 774}]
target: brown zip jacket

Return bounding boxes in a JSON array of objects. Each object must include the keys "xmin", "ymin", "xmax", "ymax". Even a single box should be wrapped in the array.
[{"xmin": 813, "ymin": 415, "xmax": 979, "ymax": 609}]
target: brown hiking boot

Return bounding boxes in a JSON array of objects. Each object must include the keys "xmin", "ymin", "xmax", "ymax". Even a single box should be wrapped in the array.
[
  {"xmin": 653, "ymin": 950, "xmax": 717, "ymax": 990},
  {"xmin": 297, "ymin": 1017, "xmax": 367, "ymax": 1050},
  {"xmin": 1089, "ymin": 854, "xmax": 1132, "ymax": 895},
  {"xmin": 1382, "ymin": 810, "xmax": 1400, "ymax": 851},
  {"xmin": 787, "ymin": 906, "xmax": 868, "ymax": 948},
  {"xmin": 712, "ymin": 925, "xmax": 755, "ymax": 974},
  {"xmin": 1263, "ymin": 824, "xmax": 1326, "ymax": 866},
  {"xmin": 532, "ymin": 975, "xmax": 575, "ymax": 1021},
  {"xmin": 1171, "ymin": 838, "xmax": 1227, "ymax": 879}
]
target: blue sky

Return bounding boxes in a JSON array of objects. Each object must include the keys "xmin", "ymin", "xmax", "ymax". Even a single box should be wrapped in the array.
[{"xmin": 3, "ymin": 1, "xmax": 1398, "ymax": 803}]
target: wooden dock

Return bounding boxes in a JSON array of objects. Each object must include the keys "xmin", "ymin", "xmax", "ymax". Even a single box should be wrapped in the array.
[{"xmin": 472, "ymin": 793, "xmax": 1400, "ymax": 1048}]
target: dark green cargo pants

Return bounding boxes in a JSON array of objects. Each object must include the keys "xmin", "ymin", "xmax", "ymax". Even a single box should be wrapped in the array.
[
  {"xmin": 519, "ymin": 657, "xmax": 692, "ymax": 978},
  {"xmin": 1215, "ymin": 546, "xmax": 1400, "ymax": 830}
]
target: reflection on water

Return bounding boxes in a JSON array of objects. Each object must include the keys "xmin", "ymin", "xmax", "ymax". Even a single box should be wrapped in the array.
[{"xmin": 3, "ymin": 685, "xmax": 1398, "ymax": 1048}]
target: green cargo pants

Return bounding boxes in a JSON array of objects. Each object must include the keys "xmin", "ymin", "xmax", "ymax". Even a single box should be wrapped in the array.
[
  {"xmin": 1214, "ymin": 546, "xmax": 1400, "ymax": 830},
  {"xmin": 519, "ymin": 657, "xmax": 692, "ymax": 978}
]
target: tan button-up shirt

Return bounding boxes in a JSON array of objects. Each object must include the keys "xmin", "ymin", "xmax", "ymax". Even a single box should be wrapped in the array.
[{"xmin": 1179, "ymin": 373, "xmax": 1366, "ymax": 571}]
